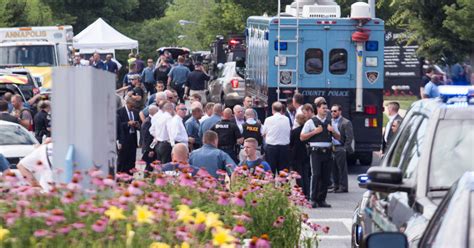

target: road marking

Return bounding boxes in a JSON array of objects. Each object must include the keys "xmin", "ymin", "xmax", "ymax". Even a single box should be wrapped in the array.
[{"xmin": 308, "ymin": 218, "xmax": 353, "ymax": 233}]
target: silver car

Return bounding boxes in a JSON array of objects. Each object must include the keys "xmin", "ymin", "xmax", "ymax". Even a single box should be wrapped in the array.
[{"xmin": 207, "ymin": 61, "xmax": 245, "ymax": 106}]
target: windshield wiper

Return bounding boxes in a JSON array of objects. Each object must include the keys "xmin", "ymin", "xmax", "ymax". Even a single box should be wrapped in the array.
[{"xmin": 429, "ymin": 186, "xmax": 451, "ymax": 191}]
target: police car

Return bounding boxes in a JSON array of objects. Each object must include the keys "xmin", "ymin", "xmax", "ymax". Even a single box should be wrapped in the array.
[
  {"xmin": 352, "ymin": 86, "xmax": 474, "ymax": 247},
  {"xmin": 362, "ymin": 171, "xmax": 474, "ymax": 248}
]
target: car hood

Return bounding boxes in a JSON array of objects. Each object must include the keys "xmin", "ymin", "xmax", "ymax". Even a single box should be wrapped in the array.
[{"xmin": 0, "ymin": 145, "xmax": 36, "ymax": 158}]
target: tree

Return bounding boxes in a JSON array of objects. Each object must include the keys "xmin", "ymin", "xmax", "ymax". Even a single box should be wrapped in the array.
[
  {"xmin": 0, "ymin": 0, "xmax": 54, "ymax": 27},
  {"xmin": 390, "ymin": 0, "xmax": 472, "ymax": 64},
  {"xmin": 444, "ymin": 0, "xmax": 474, "ymax": 65}
]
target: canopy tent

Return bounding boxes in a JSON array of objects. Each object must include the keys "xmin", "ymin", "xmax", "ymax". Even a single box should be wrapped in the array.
[{"xmin": 73, "ymin": 18, "xmax": 138, "ymax": 51}]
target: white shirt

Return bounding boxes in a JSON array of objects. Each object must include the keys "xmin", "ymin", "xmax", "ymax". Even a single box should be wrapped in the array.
[
  {"xmin": 292, "ymin": 106, "xmax": 303, "ymax": 129},
  {"xmin": 149, "ymin": 110, "xmax": 163, "ymax": 138},
  {"xmin": 151, "ymin": 111, "xmax": 173, "ymax": 142},
  {"xmin": 19, "ymin": 143, "xmax": 54, "ymax": 192},
  {"xmin": 235, "ymin": 118, "xmax": 245, "ymax": 133},
  {"xmin": 168, "ymin": 115, "xmax": 189, "ymax": 146},
  {"xmin": 262, "ymin": 113, "xmax": 291, "ymax": 145}
]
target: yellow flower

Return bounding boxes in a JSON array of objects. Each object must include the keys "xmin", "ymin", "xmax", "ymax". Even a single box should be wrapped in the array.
[
  {"xmin": 135, "ymin": 205, "xmax": 154, "ymax": 224},
  {"xmin": 205, "ymin": 212, "xmax": 223, "ymax": 229},
  {"xmin": 180, "ymin": 242, "xmax": 190, "ymax": 248},
  {"xmin": 212, "ymin": 227, "xmax": 235, "ymax": 246},
  {"xmin": 176, "ymin": 205, "xmax": 194, "ymax": 224},
  {"xmin": 194, "ymin": 210, "xmax": 207, "ymax": 225},
  {"xmin": 0, "ymin": 227, "xmax": 9, "ymax": 241},
  {"xmin": 104, "ymin": 206, "xmax": 126, "ymax": 221},
  {"xmin": 126, "ymin": 223, "xmax": 135, "ymax": 247},
  {"xmin": 150, "ymin": 242, "xmax": 170, "ymax": 248}
]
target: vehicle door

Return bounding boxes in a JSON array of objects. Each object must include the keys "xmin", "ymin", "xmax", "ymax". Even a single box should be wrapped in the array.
[
  {"xmin": 299, "ymin": 29, "xmax": 326, "ymax": 89},
  {"xmin": 368, "ymin": 114, "xmax": 428, "ymax": 232},
  {"xmin": 325, "ymin": 30, "xmax": 353, "ymax": 88}
]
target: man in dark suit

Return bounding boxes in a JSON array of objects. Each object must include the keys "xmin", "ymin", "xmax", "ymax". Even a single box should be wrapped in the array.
[
  {"xmin": 117, "ymin": 98, "xmax": 141, "ymax": 174},
  {"xmin": 382, "ymin": 102, "xmax": 403, "ymax": 153},
  {"xmin": 330, "ymin": 104, "xmax": 354, "ymax": 193},
  {"xmin": 0, "ymin": 100, "xmax": 20, "ymax": 124},
  {"xmin": 141, "ymin": 105, "xmax": 159, "ymax": 170}
]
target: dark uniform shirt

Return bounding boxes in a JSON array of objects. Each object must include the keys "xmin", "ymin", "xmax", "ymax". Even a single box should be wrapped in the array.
[
  {"xmin": 186, "ymin": 70, "xmax": 210, "ymax": 91},
  {"xmin": 308, "ymin": 117, "xmax": 333, "ymax": 143},
  {"xmin": 242, "ymin": 122, "xmax": 263, "ymax": 146},
  {"xmin": 154, "ymin": 65, "xmax": 170, "ymax": 83},
  {"xmin": 211, "ymin": 119, "xmax": 242, "ymax": 149}
]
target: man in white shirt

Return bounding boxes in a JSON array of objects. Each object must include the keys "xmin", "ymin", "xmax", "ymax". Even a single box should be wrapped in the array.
[
  {"xmin": 17, "ymin": 143, "xmax": 54, "ymax": 192},
  {"xmin": 152, "ymin": 102, "xmax": 175, "ymax": 164},
  {"xmin": 168, "ymin": 103, "xmax": 189, "ymax": 147},
  {"xmin": 262, "ymin": 102, "xmax": 291, "ymax": 173},
  {"xmin": 233, "ymin": 105, "xmax": 245, "ymax": 133}
]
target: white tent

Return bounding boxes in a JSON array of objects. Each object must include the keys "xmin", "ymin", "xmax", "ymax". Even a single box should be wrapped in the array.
[{"xmin": 73, "ymin": 18, "xmax": 138, "ymax": 51}]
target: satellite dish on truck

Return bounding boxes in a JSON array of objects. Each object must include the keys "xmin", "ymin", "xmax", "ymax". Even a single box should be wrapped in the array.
[{"xmin": 350, "ymin": 2, "xmax": 371, "ymax": 20}]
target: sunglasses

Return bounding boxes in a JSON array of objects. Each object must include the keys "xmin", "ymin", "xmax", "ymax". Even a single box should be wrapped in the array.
[
  {"xmin": 179, "ymin": 108, "xmax": 187, "ymax": 111},
  {"xmin": 331, "ymin": 110, "xmax": 339, "ymax": 113}
]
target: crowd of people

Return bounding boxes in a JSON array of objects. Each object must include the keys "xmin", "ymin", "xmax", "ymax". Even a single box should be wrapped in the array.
[
  {"xmin": 420, "ymin": 64, "xmax": 473, "ymax": 99},
  {"xmin": 114, "ymin": 51, "xmax": 357, "ymax": 208}
]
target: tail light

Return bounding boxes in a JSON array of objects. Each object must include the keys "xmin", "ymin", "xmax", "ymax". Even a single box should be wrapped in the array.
[
  {"xmin": 365, "ymin": 118, "xmax": 378, "ymax": 128},
  {"xmin": 364, "ymin": 105, "xmax": 377, "ymax": 115},
  {"xmin": 231, "ymin": 79, "xmax": 239, "ymax": 88}
]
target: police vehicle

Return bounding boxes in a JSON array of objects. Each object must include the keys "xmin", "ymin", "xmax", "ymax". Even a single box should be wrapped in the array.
[
  {"xmin": 245, "ymin": 0, "xmax": 384, "ymax": 164},
  {"xmin": 352, "ymin": 86, "xmax": 474, "ymax": 247}
]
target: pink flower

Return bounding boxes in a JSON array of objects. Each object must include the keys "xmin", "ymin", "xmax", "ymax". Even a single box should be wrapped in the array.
[
  {"xmin": 232, "ymin": 223, "xmax": 247, "ymax": 234},
  {"xmin": 180, "ymin": 198, "xmax": 192, "ymax": 205},
  {"xmin": 255, "ymin": 237, "xmax": 271, "ymax": 248},
  {"xmin": 178, "ymin": 173, "xmax": 195, "ymax": 187},
  {"xmin": 196, "ymin": 168, "xmax": 211, "ymax": 177},
  {"xmin": 71, "ymin": 222, "xmax": 86, "ymax": 229},
  {"xmin": 216, "ymin": 169, "xmax": 228, "ymax": 177},
  {"xmin": 234, "ymin": 214, "xmax": 252, "ymax": 222},
  {"xmin": 272, "ymin": 216, "xmax": 285, "ymax": 228},
  {"xmin": 91, "ymin": 220, "xmax": 107, "ymax": 233},
  {"xmin": 250, "ymin": 199, "xmax": 258, "ymax": 207},
  {"xmin": 34, "ymin": 229, "xmax": 49, "ymax": 237},
  {"xmin": 154, "ymin": 177, "xmax": 167, "ymax": 186},
  {"xmin": 127, "ymin": 184, "xmax": 143, "ymax": 196},
  {"xmin": 16, "ymin": 200, "xmax": 31, "ymax": 208},
  {"xmin": 116, "ymin": 173, "xmax": 132, "ymax": 182},
  {"xmin": 232, "ymin": 192, "xmax": 246, "ymax": 207},
  {"xmin": 217, "ymin": 194, "xmax": 230, "ymax": 206},
  {"xmin": 61, "ymin": 191, "xmax": 75, "ymax": 204},
  {"xmin": 57, "ymin": 226, "xmax": 72, "ymax": 234},
  {"xmin": 89, "ymin": 169, "xmax": 104, "ymax": 178},
  {"xmin": 67, "ymin": 182, "xmax": 81, "ymax": 192},
  {"xmin": 103, "ymin": 177, "xmax": 116, "ymax": 187}
]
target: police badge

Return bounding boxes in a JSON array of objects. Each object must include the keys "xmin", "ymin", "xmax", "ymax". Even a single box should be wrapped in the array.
[{"xmin": 366, "ymin": 71, "xmax": 379, "ymax": 84}]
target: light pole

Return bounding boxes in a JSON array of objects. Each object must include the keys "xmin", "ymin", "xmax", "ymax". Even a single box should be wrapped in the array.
[{"xmin": 178, "ymin": 20, "xmax": 196, "ymax": 26}]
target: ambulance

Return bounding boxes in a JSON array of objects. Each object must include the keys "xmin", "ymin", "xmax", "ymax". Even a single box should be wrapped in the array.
[{"xmin": 0, "ymin": 25, "xmax": 74, "ymax": 89}]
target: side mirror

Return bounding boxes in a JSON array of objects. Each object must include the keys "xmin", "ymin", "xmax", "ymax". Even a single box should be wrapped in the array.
[
  {"xmin": 364, "ymin": 167, "xmax": 414, "ymax": 194},
  {"xmin": 363, "ymin": 232, "xmax": 408, "ymax": 248},
  {"xmin": 34, "ymin": 76, "xmax": 43, "ymax": 87},
  {"xmin": 217, "ymin": 63, "xmax": 224, "ymax": 70}
]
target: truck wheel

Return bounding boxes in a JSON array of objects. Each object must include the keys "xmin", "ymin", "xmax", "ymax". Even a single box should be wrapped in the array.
[{"xmin": 358, "ymin": 152, "xmax": 373, "ymax": 166}]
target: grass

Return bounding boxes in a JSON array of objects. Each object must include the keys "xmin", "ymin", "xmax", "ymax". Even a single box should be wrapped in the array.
[{"xmin": 382, "ymin": 95, "xmax": 418, "ymax": 127}]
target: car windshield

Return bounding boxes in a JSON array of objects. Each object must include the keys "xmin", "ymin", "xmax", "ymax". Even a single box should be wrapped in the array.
[
  {"xmin": 0, "ymin": 45, "xmax": 57, "ymax": 66},
  {"xmin": 429, "ymin": 119, "xmax": 474, "ymax": 190},
  {"xmin": 0, "ymin": 125, "xmax": 36, "ymax": 145}
]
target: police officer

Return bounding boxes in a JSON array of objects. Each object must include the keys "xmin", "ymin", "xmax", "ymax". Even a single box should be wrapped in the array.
[
  {"xmin": 300, "ymin": 101, "xmax": 340, "ymax": 208},
  {"xmin": 211, "ymin": 108, "xmax": 243, "ymax": 163},
  {"xmin": 240, "ymin": 108, "xmax": 263, "ymax": 161}
]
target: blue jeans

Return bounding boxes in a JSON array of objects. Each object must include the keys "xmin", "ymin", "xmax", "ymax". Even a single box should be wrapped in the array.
[{"xmin": 0, "ymin": 154, "xmax": 10, "ymax": 172}]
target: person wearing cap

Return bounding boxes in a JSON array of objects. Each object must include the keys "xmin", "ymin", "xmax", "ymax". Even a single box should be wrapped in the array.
[{"xmin": 184, "ymin": 61, "xmax": 210, "ymax": 105}]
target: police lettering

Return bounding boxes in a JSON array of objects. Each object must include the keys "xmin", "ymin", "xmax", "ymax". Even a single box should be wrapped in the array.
[
  {"xmin": 215, "ymin": 124, "xmax": 229, "ymax": 129},
  {"xmin": 5, "ymin": 31, "xmax": 47, "ymax": 39},
  {"xmin": 246, "ymin": 126, "xmax": 259, "ymax": 132}
]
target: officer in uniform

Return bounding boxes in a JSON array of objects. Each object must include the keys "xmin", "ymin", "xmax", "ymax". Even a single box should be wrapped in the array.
[
  {"xmin": 240, "ymin": 108, "xmax": 263, "ymax": 161},
  {"xmin": 211, "ymin": 108, "xmax": 243, "ymax": 163},
  {"xmin": 300, "ymin": 101, "xmax": 340, "ymax": 208}
]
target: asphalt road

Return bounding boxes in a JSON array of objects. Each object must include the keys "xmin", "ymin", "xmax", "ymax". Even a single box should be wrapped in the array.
[{"xmin": 303, "ymin": 153, "xmax": 381, "ymax": 248}]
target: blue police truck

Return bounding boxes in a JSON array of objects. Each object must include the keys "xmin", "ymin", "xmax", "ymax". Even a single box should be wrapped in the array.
[{"xmin": 245, "ymin": 0, "xmax": 384, "ymax": 165}]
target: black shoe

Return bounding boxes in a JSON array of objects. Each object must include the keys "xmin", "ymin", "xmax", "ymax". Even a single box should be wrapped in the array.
[
  {"xmin": 328, "ymin": 186, "xmax": 336, "ymax": 193},
  {"xmin": 311, "ymin": 202, "xmax": 318, "ymax": 209},
  {"xmin": 316, "ymin": 201, "xmax": 332, "ymax": 208},
  {"xmin": 335, "ymin": 188, "xmax": 348, "ymax": 193}
]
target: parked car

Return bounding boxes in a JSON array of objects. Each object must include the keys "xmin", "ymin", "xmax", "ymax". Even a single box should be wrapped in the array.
[
  {"xmin": 362, "ymin": 171, "xmax": 474, "ymax": 248},
  {"xmin": 0, "ymin": 120, "xmax": 39, "ymax": 168},
  {"xmin": 207, "ymin": 61, "xmax": 245, "ymax": 106},
  {"xmin": 0, "ymin": 68, "xmax": 40, "ymax": 100},
  {"xmin": 352, "ymin": 86, "xmax": 474, "ymax": 247}
]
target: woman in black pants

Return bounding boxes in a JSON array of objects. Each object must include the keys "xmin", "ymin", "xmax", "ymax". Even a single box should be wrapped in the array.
[
  {"xmin": 34, "ymin": 100, "xmax": 51, "ymax": 143},
  {"xmin": 290, "ymin": 114, "xmax": 311, "ymax": 199}
]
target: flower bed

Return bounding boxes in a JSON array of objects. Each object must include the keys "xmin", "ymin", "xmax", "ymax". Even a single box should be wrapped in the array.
[{"xmin": 0, "ymin": 165, "xmax": 324, "ymax": 247}]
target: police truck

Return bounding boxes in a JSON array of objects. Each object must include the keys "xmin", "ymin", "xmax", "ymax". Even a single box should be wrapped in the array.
[{"xmin": 245, "ymin": 0, "xmax": 384, "ymax": 164}]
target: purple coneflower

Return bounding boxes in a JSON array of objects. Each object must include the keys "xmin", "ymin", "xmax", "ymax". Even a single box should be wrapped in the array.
[
  {"xmin": 232, "ymin": 192, "xmax": 246, "ymax": 207},
  {"xmin": 91, "ymin": 220, "xmax": 107, "ymax": 233},
  {"xmin": 33, "ymin": 229, "xmax": 49, "ymax": 237},
  {"xmin": 232, "ymin": 223, "xmax": 247, "ymax": 234}
]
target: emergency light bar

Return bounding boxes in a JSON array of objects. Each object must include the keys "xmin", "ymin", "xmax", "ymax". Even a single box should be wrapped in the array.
[{"xmin": 438, "ymin": 86, "xmax": 474, "ymax": 104}]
